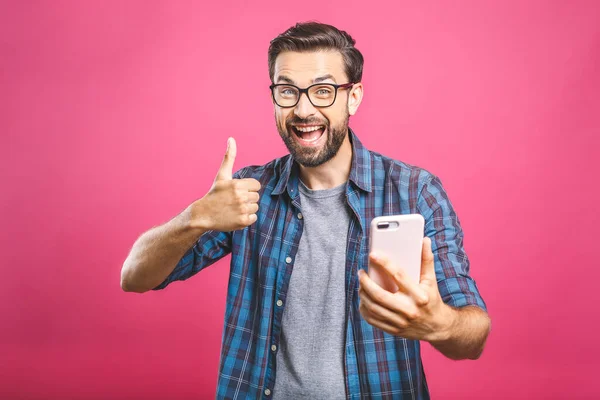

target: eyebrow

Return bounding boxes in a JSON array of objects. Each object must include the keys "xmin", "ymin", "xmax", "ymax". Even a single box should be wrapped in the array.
[{"xmin": 276, "ymin": 74, "xmax": 337, "ymax": 84}]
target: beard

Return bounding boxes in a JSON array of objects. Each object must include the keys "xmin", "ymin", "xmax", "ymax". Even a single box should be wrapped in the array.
[{"xmin": 276, "ymin": 107, "xmax": 350, "ymax": 168}]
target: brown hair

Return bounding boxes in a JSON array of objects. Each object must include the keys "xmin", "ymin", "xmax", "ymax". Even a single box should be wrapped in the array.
[{"xmin": 268, "ymin": 22, "xmax": 364, "ymax": 83}]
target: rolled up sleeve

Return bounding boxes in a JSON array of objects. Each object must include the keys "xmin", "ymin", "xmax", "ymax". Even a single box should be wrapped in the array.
[
  {"xmin": 151, "ymin": 229, "xmax": 232, "ymax": 290},
  {"xmin": 417, "ymin": 174, "xmax": 487, "ymax": 312}
]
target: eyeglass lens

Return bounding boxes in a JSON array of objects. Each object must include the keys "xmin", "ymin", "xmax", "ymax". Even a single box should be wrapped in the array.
[{"xmin": 272, "ymin": 84, "xmax": 337, "ymax": 107}]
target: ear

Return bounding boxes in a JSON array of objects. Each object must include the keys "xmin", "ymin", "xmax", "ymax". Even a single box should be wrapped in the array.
[{"xmin": 348, "ymin": 83, "xmax": 364, "ymax": 116}]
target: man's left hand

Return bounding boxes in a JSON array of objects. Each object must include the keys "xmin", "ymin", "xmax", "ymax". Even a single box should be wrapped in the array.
[{"xmin": 358, "ymin": 236, "xmax": 454, "ymax": 342}]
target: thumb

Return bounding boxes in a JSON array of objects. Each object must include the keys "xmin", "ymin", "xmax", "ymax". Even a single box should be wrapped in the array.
[
  {"xmin": 216, "ymin": 137, "xmax": 236, "ymax": 181},
  {"xmin": 420, "ymin": 236, "xmax": 437, "ymax": 285}
]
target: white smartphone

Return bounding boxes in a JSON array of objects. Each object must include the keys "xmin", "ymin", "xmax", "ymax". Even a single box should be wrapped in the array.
[{"xmin": 368, "ymin": 214, "xmax": 425, "ymax": 293}]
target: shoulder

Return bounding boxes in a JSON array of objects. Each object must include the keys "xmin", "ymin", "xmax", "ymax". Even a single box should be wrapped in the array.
[{"xmin": 368, "ymin": 149, "xmax": 438, "ymax": 194}]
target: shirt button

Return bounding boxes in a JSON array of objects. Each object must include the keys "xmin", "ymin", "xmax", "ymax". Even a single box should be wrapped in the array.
[
  {"xmin": 285, "ymin": 256, "xmax": 292, "ymax": 264},
  {"xmin": 297, "ymin": 212, "xmax": 303, "ymax": 219},
  {"xmin": 264, "ymin": 388, "xmax": 271, "ymax": 396},
  {"xmin": 276, "ymin": 300, "xmax": 283, "ymax": 307},
  {"xmin": 271, "ymin": 344, "xmax": 277, "ymax": 352}
]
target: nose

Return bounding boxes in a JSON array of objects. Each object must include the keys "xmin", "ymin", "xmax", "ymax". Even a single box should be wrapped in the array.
[{"xmin": 294, "ymin": 92, "xmax": 317, "ymax": 119}]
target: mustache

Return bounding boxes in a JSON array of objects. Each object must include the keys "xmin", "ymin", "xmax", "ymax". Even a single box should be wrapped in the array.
[{"xmin": 286, "ymin": 117, "xmax": 328, "ymax": 128}]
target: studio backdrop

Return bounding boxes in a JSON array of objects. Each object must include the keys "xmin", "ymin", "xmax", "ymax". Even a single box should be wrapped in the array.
[{"xmin": 1, "ymin": 1, "xmax": 598, "ymax": 399}]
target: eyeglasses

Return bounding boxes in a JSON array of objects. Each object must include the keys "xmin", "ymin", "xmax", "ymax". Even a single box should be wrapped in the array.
[{"xmin": 269, "ymin": 82, "xmax": 355, "ymax": 108}]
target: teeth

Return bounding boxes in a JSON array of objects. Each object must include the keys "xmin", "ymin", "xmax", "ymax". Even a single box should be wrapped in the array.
[
  {"xmin": 295, "ymin": 125, "xmax": 323, "ymax": 132},
  {"xmin": 300, "ymin": 134, "xmax": 322, "ymax": 143}
]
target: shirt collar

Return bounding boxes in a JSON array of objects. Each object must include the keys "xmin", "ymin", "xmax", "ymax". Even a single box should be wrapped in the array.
[{"xmin": 272, "ymin": 127, "xmax": 372, "ymax": 196}]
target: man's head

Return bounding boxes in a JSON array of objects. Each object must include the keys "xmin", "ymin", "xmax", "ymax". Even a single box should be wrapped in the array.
[{"xmin": 268, "ymin": 22, "xmax": 364, "ymax": 167}]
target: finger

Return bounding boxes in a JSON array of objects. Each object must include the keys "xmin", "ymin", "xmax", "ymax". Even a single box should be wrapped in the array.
[
  {"xmin": 216, "ymin": 137, "xmax": 237, "ymax": 181},
  {"xmin": 359, "ymin": 287, "xmax": 410, "ymax": 326},
  {"xmin": 363, "ymin": 316, "xmax": 402, "ymax": 336},
  {"xmin": 359, "ymin": 298, "xmax": 405, "ymax": 336},
  {"xmin": 246, "ymin": 203, "xmax": 259, "ymax": 214},
  {"xmin": 357, "ymin": 269, "xmax": 396, "ymax": 306},
  {"xmin": 369, "ymin": 252, "xmax": 428, "ymax": 305},
  {"xmin": 237, "ymin": 178, "xmax": 261, "ymax": 192},
  {"xmin": 359, "ymin": 271, "xmax": 419, "ymax": 318},
  {"xmin": 247, "ymin": 192, "xmax": 260, "ymax": 203},
  {"xmin": 419, "ymin": 236, "xmax": 437, "ymax": 286},
  {"xmin": 247, "ymin": 214, "xmax": 258, "ymax": 225}
]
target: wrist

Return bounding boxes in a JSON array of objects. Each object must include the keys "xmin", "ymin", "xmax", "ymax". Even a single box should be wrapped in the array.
[
  {"xmin": 426, "ymin": 303, "xmax": 456, "ymax": 343},
  {"xmin": 185, "ymin": 200, "xmax": 210, "ymax": 234}
]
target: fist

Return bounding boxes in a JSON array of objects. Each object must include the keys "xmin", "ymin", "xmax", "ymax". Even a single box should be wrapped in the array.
[{"xmin": 191, "ymin": 137, "xmax": 261, "ymax": 232}]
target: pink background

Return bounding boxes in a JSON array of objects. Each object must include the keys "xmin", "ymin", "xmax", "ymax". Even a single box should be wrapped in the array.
[{"xmin": 2, "ymin": 1, "xmax": 598, "ymax": 399}]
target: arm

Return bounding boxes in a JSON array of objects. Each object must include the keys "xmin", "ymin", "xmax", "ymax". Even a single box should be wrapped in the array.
[
  {"xmin": 428, "ymin": 304, "xmax": 491, "ymax": 360},
  {"xmin": 120, "ymin": 137, "xmax": 261, "ymax": 293},
  {"xmin": 358, "ymin": 173, "xmax": 490, "ymax": 360},
  {"xmin": 120, "ymin": 204, "xmax": 206, "ymax": 293},
  {"xmin": 358, "ymin": 239, "xmax": 491, "ymax": 360},
  {"xmin": 418, "ymin": 174, "xmax": 491, "ymax": 359}
]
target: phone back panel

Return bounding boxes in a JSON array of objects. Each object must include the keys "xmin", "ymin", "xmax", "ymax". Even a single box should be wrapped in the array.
[{"xmin": 368, "ymin": 214, "xmax": 425, "ymax": 292}]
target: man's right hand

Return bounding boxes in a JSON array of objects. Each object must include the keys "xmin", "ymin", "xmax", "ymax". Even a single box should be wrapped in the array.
[{"xmin": 189, "ymin": 137, "xmax": 261, "ymax": 232}]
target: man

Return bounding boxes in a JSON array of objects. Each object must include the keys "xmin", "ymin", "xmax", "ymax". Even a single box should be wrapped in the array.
[{"xmin": 121, "ymin": 22, "xmax": 491, "ymax": 399}]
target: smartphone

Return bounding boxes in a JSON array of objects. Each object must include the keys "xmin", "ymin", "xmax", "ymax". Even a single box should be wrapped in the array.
[{"xmin": 367, "ymin": 214, "xmax": 425, "ymax": 293}]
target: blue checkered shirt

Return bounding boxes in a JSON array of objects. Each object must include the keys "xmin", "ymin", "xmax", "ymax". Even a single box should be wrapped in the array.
[{"xmin": 152, "ymin": 128, "xmax": 487, "ymax": 399}]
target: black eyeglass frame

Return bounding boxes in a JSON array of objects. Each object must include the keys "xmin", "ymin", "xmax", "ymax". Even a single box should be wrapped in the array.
[{"xmin": 269, "ymin": 82, "xmax": 355, "ymax": 108}]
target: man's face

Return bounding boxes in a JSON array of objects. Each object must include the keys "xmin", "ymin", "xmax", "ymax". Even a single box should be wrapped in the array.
[{"xmin": 272, "ymin": 51, "xmax": 358, "ymax": 167}]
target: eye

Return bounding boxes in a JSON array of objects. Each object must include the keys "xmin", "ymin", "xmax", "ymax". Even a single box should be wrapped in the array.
[
  {"xmin": 277, "ymin": 86, "xmax": 297, "ymax": 97},
  {"xmin": 312, "ymin": 86, "xmax": 334, "ymax": 98}
]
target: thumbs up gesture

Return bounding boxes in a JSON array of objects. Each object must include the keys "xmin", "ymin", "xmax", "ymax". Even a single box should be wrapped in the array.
[{"xmin": 190, "ymin": 138, "xmax": 261, "ymax": 232}]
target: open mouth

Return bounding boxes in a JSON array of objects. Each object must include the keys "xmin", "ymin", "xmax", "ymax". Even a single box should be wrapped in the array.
[{"xmin": 291, "ymin": 125, "xmax": 326, "ymax": 145}]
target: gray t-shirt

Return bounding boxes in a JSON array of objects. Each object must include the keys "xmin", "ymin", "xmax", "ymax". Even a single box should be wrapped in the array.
[{"xmin": 272, "ymin": 179, "xmax": 352, "ymax": 399}]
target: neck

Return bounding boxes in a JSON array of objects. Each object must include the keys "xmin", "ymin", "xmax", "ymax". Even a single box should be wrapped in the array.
[{"xmin": 298, "ymin": 130, "xmax": 353, "ymax": 190}]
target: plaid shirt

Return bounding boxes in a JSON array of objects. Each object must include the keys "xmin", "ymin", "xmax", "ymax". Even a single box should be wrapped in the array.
[{"xmin": 153, "ymin": 128, "xmax": 487, "ymax": 399}]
